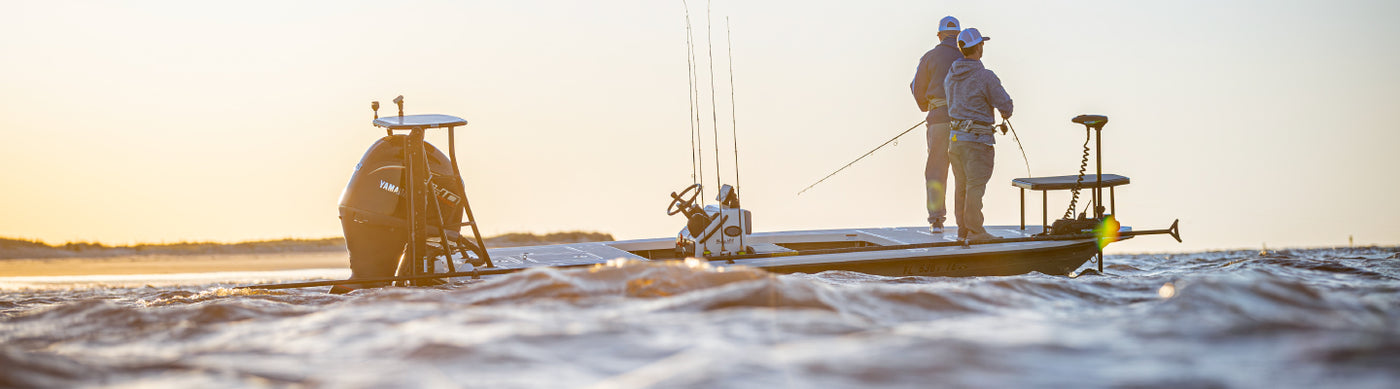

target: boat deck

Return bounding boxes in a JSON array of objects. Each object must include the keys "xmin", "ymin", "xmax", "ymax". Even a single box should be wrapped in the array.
[{"xmin": 471, "ymin": 225, "xmax": 1111, "ymax": 277}]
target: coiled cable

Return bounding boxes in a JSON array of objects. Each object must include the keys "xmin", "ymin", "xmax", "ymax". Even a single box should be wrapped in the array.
[{"xmin": 1062, "ymin": 127, "xmax": 1091, "ymax": 220}]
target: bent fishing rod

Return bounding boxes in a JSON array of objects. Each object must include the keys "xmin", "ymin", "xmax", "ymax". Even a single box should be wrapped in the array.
[
  {"xmin": 797, "ymin": 119, "xmax": 927, "ymax": 196},
  {"xmin": 798, "ymin": 117, "xmax": 1036, "ymax": 196}
]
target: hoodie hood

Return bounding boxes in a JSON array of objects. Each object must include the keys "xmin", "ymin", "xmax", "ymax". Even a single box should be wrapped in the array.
[{"xmin": 947, "ymin": 59, "xmax": 985, "ymax": 82}]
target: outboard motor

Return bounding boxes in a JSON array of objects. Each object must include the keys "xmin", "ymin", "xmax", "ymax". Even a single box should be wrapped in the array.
[
  {"xmin": 339, "ymin": 135, "xmax": 465, "ymax": 280},
  {"xmin": 336, "ymin": 97, "xmax": 491, "ymax": 288}
]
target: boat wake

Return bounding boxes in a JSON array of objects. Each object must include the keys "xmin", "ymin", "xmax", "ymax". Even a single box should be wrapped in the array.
[{"xmin": 2, "ymin": 247, "xmax": 1399, "ymax": 388}]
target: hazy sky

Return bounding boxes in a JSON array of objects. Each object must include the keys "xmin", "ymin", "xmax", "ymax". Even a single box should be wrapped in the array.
[{"xmin": 3, "ymin": 0, "xmax": 1398, "ymax": 253}]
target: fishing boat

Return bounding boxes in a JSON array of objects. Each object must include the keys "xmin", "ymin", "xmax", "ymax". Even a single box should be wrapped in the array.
[{"xmin": 240, "ymin": 98, "xmax": 1180, "ymax": 292}]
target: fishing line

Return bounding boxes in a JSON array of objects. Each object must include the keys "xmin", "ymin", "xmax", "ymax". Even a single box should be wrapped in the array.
[{"xmin": 999, "ymin": 119, "xmax": 1031, "ymax": 177}]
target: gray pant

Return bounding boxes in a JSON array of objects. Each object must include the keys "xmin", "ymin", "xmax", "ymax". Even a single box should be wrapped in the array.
[
  {"xmin": 949, "ymin": 141, "xmax": 994, "ymax": 237},
  {"xmin": 924, "ymin": 121, "xmax": 951, "ymax": 224}
]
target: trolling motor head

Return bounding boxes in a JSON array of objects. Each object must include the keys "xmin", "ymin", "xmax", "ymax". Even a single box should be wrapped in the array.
[{"xmin": 1072, "ymin": 114, "xmax": 1108, "ymax": 130}]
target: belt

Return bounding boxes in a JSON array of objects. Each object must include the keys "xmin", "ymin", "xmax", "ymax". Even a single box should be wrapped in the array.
[
  {"xmin": 927, "ymin": 97, "xmax": 948, "ymax": 110},
  {"xmin": 950, "ymin": 119, "xmax": 995, "ymax": 135}
]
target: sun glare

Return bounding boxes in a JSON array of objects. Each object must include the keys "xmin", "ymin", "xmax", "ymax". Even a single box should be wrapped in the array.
[{"xmin": 1095, "ymin": 215, "xmax": 1121, "ymax": 250}]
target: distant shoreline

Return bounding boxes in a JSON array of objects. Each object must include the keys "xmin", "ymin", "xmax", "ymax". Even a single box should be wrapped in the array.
[
  {"xmin": 0, "ymin": 252, "xmax": 352, "ymax": 278},
  {"xmin": 0, "ymin": 231, "xmax": 613, "ymax": 261}
]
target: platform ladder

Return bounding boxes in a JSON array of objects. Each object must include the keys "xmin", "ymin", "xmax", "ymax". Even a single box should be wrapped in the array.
[{"xmin": 372, "ymin": 98, "xmax": 493, "ymax": 283}]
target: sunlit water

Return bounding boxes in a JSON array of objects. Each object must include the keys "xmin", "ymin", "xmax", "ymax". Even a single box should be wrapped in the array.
[{"xmin": 2, "ymin": 247, "xmax": 1398, "ymax": 388}]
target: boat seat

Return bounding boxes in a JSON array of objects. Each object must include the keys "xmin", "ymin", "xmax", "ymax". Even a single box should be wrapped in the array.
[{"xmin": 1011, "ymin": 174, "xmax": 1129, "ymax": 232}]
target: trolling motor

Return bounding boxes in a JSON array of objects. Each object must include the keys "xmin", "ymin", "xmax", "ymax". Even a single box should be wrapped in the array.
[
  {"xmin": 1009, "ymin": 114, "xmax": 1175, "ymax": 274},
  {"xmin": 337, "ymin": 96, "xmax": 492, "ymax": 290},
  {"xmin": 1049, "ymin": 114, "xmax": 1111, "ymax": 235},
  {"xmin": 668, "ymin": 183, "xmax": 752, "ymax": 258}
]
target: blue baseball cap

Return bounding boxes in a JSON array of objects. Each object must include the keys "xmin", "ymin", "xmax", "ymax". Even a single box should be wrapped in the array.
[
  {"xmin": 939, "ymin": 16, "xmax": 961, "ymax": 32},
  {"xmin": 957, "ymin": 27, "xmax": 990, "ymax": 48}
]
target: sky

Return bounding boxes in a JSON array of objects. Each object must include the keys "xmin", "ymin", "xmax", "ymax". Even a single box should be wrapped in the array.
[{"xmin": 2, "ymin": 0, "xmax": 1398, "ymax": 253}]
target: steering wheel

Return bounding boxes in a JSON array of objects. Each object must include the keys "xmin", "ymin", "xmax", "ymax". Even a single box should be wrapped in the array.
[{"xmin": 666, "ymin": 184, "xmax": 702, "ymax": 216}]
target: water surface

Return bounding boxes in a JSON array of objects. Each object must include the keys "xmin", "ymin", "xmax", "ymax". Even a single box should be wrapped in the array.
[{"xmin": 2, "ymin": 247, "xmax": 1397, "ymax": 388}]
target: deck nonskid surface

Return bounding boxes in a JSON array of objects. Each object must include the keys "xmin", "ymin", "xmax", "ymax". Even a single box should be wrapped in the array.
[{"xmin": 479, "ymin": 225, "xmax": 1064, "ymax": 271}]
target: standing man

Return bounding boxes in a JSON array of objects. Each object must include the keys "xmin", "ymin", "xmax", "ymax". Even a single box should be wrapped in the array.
[
  {"xmin": 910, "ymin": 16, "xmax": 963, "ymax": 234},
  {"xmin": 945, "ymin": 27, "xmax": 1012, "ymax": 241}
]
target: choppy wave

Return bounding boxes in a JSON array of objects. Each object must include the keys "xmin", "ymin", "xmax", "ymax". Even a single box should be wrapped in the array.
[{"xmin": 2, "ymin": 247, "xmax": 1398, "ymax": 388}]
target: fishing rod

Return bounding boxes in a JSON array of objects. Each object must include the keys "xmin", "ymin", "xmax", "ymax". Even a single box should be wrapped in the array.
[
  {"xmin": 797, "ymin": 119, "xmax": 927, "ymax": 196},
  {"xmin": 682, "ymin": 0, "xmax": 701, "ymax": 195},
  {"xmin": 705, "ymin": 0, "xmax": 721, "ymax": 193},
  {"xmin": 681, "ymin": 1, "xmax": 744, "ymax": 209},
  {"xmin": 798, "ymin": 117, "xmax": 1035, "ymax": 196},
  {"xmin": 726, "ymin": 17, "xmax": 741, "ymax": 201}
]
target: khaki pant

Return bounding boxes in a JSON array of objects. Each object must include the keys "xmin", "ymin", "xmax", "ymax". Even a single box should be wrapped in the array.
[
  {"xmin": 924, "ymin": 121, "xmax": 951, "ymax": 224},
  {"xmin": 949, "ymin": 141, "xmax": 995, "ymax": 237}
]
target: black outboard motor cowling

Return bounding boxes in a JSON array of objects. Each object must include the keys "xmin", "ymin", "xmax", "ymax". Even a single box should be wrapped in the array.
[{"xmin": 339, "ymin": 134, "xmax": 465, "ymax": 280}]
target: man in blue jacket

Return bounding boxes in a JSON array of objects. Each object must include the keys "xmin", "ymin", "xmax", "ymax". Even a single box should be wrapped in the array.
[
  {"xmin": 945, "ymin": 27, "xmax": 1013, "ymax": 241},
  {"xmin": 910, "ymin": 15, "xmax": 962, "ymax": 234}
]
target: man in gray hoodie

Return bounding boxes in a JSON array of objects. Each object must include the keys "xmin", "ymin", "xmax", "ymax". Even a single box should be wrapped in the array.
[
  {"xmin": 944, "ymin": 27, "xmax": 1012, "ymax": 241},
  {"xmin": 910, "ymin": 16, "xmax": 963, "ymax": 234}
]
